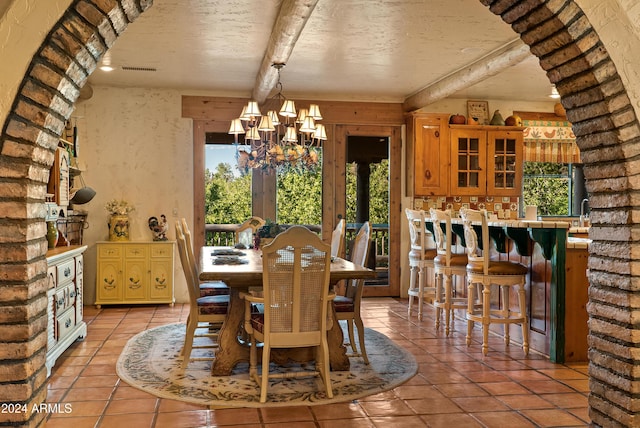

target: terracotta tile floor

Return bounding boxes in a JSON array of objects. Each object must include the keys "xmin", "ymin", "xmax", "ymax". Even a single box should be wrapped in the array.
[{"xmin": 46, "ymin": 298, "xmax": 590, "ymax": 427}]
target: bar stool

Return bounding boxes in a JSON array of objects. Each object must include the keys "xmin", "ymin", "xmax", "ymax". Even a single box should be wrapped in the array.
[
  {"xmin": 459, "ymin": 207, "xmax": 529, "ymax": 356},
  {"xmin": 405, "ymin": 208, "xmax": 437, "ymax": 321},
  {"xmin": 430, "ymin": 208, "xmax": 477, "ymax": 335}
]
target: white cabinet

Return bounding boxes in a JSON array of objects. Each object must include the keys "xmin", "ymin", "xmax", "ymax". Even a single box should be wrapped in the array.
[
  {"xmin": 46, "ymin": 245, "xmax": 87, "ymax": 377},
  {"xmin": 95, "ymin": 241, "xmax": 175, "ymax": 307}
]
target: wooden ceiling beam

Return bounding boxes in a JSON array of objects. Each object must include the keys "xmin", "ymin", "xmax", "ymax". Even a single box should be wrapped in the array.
[
  {"xmin": 402, "ymin": 39, "xmax": 533, "ymax": 112},
  {"xmin": 251, "ymin": 0, "xmax": 320, "ymax": 104}
]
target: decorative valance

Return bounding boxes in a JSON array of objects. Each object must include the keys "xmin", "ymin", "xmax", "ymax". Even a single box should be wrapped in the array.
[{"xmin": 522, "ymin": 119, "xmax": 581, "ymax": 164}]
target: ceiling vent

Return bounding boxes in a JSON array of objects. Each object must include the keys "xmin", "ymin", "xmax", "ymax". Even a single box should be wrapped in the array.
[{"xmin": 121, "ymin": 66, "xmax": 157, "ymax": 72}]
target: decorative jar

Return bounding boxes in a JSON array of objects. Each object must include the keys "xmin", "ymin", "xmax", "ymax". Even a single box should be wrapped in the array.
[{"xmin": 108, "ymin": 214, "xmax": 130, "ymax": 241}]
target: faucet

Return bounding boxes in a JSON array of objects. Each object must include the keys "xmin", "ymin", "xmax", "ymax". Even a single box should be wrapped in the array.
[{"xmin": 579, "ymin": 198, "xmax": 589, "ymax": 227}]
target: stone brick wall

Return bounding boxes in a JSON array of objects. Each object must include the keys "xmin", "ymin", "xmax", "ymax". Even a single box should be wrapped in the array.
[
  {"xmin": 0, "ymin": 0, "xmax": 638, "ymax": 426},
  {"xmin": 0, "ymin": 1, "xmax": 150, "ymax": 426},
  {"xmin": 484, "ymin": 2, "xmax": 640, "ymax": 427}
]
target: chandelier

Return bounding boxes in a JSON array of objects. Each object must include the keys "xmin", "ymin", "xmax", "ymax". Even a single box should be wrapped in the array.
[{"xmin": 228, "ymin": 63, "xmax": 327, "ymax": 173}]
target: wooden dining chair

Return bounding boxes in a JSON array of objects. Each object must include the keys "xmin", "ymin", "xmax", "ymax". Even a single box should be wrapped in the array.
[
  {"xmin": 241, "ymin": 225, "xmax": 335, "ymax": 402},
  {"xmin": 330, "ymin": 218, "xmax": 346, "ymax": 258},
  {"xmin": 235, "ymin": 216, "xmax": 265, "ymax": 247},
  {"xmin": 175, "ymin": 221, "xmax": 229, "ymax": 368},
  {"xmin": 405, "ymin": 208, "xmax": 437, "ymax": 320},
  {"xmin": 333, "ymin": 221, "xmax": 371, "ymax": 363},
  {"xmin": 459, "ymin": 208, "xmax": 529, "ymax": 356},
  {"xmin": 180, "ymin": 218, "xmax": 230, "ymax": 297}
]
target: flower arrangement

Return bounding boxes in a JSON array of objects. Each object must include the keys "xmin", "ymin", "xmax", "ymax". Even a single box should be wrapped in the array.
[
  {"xmin": 104, "ymin": 199, "xmax": 135, "ymax": 216},
  {"xmin": 257, "ymin": 219, "xmax": 284, "ymax": 238}
]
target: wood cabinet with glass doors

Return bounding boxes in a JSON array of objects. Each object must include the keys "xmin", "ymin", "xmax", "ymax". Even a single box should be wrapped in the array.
[
  {"xmin": 407, "ymin": 112, "xmax": 450, "ymax": 196},
  {"xmin": 449, "ymin": 125, "xmax": 523, "ymax": 196}
]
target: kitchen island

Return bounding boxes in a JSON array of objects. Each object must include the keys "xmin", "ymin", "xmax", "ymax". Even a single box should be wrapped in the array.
[{"xmin": 440, "ymin": 219, "xmax": 589, "ymax": 362}]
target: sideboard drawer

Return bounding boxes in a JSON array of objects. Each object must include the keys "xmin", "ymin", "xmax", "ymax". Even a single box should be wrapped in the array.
[
  {"xmin": 98, "ymin": 245, "xmax": 122, "ymax": 259},
  {"xmin": 56, "ymin": 259, "xmax": 75, "ymax": 285},
  {"xmin": 56, "ymin": 307, "xmax": 76, "ymax": 341}
]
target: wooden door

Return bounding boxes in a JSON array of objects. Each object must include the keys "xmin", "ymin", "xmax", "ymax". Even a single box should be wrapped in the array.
[{"xmin": 330, "ymin": 125, "xmax": 401, "ymax": 297}]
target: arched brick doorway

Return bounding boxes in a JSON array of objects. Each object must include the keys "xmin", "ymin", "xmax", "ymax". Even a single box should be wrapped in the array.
[{"xmin": 0, "ymin": 1, "xmax": 634, "ymax": 426}]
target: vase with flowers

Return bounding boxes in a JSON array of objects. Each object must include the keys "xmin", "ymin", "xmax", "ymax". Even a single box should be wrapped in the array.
[
  {"xmin": 255, "ymin": 219, "xmax": 284, "ymax": 249},
  {"xmin": 105, "ymin": 199, "xmax": 135, "ymax": 241}
]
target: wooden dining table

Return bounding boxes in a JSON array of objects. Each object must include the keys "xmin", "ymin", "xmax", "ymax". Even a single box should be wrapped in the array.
[{"xmin": 200, "ymin": 246, "xmax": 376, "ymax": 376}]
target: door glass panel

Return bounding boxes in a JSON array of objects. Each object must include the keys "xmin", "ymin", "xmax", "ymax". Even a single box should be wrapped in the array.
[
  {"xmin": 276, "ymin": 149, "xmax": 323, "ymax": 225},
  {"xmin": 469, "ymin": 172, "xmax": 479, "ymax": 187},
  {"xmin": 347, "ymin": 136, "xmax": 390, "ymax": 291},
  {"xmin": 458, "ymin": 172, "xmax": 467, "ymax": 187},
  {"xmin": 458, "ymin": 155, "xmax": 467, "ymax": 169},
  {"xmin": 469, "ymin": 155, "xmax": 479, "ymax": 170},
  {"xmin": 204, "ymin": 134, "xmax": 252, "ymax": 245}
]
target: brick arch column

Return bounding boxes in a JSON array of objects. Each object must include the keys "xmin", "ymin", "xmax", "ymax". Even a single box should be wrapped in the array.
[
  {"xmin": 482, "ymin": 1, "xmax": 640, "ymax": 426},
  {"xmin": 0, "ymin": 1, "xmax": 151, "ymax": 426}
]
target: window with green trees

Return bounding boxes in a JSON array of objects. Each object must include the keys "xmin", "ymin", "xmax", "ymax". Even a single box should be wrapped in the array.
[
  {"xmin": 276, "ymin": 165, "xmax": 323, "ymax": 224},
  {"xmin": 205, "ymin": 162, "xmax": 251, "ymax": 225},
  {"xmin": 205, "ymin": 145, "xmax": 390, "ymax": 226},
  {"xmin": 346, "ymin": 160, "xmax": 389, "ymax": 224},
  {"xmin": 522, "ymin": 162, "xmax": 570, "ymax": 216}
]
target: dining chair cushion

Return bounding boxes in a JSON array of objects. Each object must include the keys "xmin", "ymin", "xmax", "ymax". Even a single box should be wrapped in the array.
[
  {"xmin": 249, "ymin": 312, "xmax": 265, "ymax": 333},
  {"xmin": 434, "ymin": 253, "xmax": 468, "ymax": 266},
  {"xmin": 333, "ymin": 295, "xmax": 355, "ymax": 312},
  {"xmin": 409, "ymin": 248, "xmax": 437, "ymax": 260},
  {"xmin": 466, "ymin": 260, "xmax": 529, "ymax": 276},
  {"xmin": 199, "ymin": 281, "xmax": 230, "ymax": 297},
  {"xmin": 197, "ymin": 295, "xmax": 229, "ymax": 315}
]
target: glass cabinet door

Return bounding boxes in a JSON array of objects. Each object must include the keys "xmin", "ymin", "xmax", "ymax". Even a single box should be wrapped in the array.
[
  {"xmin": 487, "ymin": 130, "xmax": 522, "ymax": 196},
  {"xmin": 450, "ymin": 129, "xmax": 486, "ymax": 195}
]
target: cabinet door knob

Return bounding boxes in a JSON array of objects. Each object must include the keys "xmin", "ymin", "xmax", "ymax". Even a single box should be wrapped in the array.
[{"xmin": 424, "ymin": 169, "xmax": 431, "ymax": 179}]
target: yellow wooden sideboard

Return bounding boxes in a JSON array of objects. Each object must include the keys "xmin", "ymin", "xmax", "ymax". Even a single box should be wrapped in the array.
[{"xmin": 95, "ymin": 241, "xmax": 175, "ymax": 308}]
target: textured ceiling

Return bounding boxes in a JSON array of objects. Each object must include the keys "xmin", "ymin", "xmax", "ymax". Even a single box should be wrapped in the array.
[{"xmin": 87, "ymin": 0, "xmax": 555, "ymax": 105}]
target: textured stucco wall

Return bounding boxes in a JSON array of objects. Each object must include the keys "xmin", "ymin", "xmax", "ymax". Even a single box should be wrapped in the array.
[
  {"xmin": 579, "ymin": 0, "xmax": 640, "ymax": 112},
  {"xmin": 76, "ymin": 86, "xmax": 193, "ymax": 304}
]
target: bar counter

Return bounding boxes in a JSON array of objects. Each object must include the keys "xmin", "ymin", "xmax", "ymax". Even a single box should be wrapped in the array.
[{"xmin": 436, "ymin": 218, "xmax": 589, "ymax": 362}]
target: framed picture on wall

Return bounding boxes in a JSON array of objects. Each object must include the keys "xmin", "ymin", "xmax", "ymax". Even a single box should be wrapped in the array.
[{"xmin": 467, "ymin": 100, "xmax": 489, "ymax": 125}]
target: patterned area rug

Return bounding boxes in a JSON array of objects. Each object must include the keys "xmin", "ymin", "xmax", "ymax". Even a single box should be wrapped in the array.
[{"xmin": 116, "ymin": 323, "xmax": 417, "ymax": 408}]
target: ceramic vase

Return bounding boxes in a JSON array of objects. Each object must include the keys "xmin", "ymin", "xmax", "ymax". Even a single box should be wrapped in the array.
[
  {"xmin": 46, "ymin": 221, "xmax": 58, "ymax": 249},
  {"xmin": 490, "ymin": 109, "xmax": 505, "ymax": 126},
  {"xmin": 108, "ymin": 214, "xmax": 130, "ymax": 241}
]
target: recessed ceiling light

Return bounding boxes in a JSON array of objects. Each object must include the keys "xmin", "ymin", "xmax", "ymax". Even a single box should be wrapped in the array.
[{"xmin": 99, "ymin": 65, "xmax": 114, "ymax": 72}]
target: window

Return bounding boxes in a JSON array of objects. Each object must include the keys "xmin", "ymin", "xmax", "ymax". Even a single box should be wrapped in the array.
[
  {"xmin": 276, "ymin": 150, "xmax": 323, "ymax": 225},
  {"xmin": 522, "ymin": 162, "xmax": 582, "ymax": 216},
  {"xmin": 204, "ymin": 141, "xmax": 251, "ymax": 225}
]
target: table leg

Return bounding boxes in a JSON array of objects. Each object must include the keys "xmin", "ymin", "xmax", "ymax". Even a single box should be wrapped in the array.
[
  {"xmin": 211, "ymin": 288, "xmax": 350, "ymax": 374},
  {"xmin": 327, "ymin": 304, "xmax": 350, "ymax": 371},
  {"xmin": 211, "ymin": 287, "xmax": 249, "ymax": 376}
]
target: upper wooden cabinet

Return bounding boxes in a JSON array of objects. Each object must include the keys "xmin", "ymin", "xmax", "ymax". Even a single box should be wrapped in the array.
[
  {"xmin": 407, "ymin": 113, "xmax": 450, "ymax": 196},
  {"xmin": 450, "ymin": 125, "xmax": 523, "ymax": 197}
]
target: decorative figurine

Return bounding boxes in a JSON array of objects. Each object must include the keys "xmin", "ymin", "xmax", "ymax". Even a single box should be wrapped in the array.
[{"xmin": 148, "ymin": 214, "xmax": 168, "ymax": 241}]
